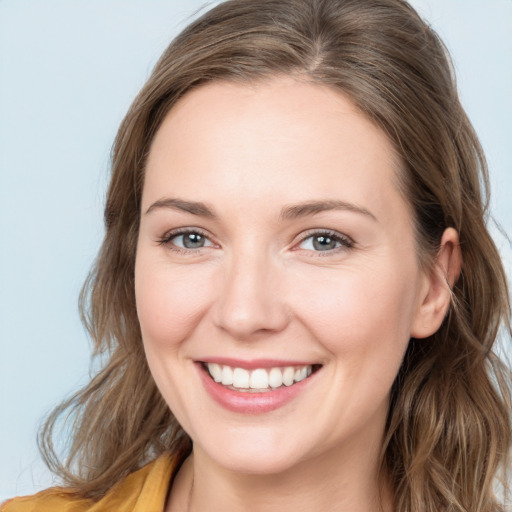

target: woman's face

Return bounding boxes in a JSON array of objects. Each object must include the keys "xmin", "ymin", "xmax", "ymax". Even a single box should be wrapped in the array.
[{"xmin": 135, "ymin": 78, "xmax": 435, "ymax": 475}]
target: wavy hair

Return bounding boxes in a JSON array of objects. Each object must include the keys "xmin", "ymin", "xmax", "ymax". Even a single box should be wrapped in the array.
[{"xmin": 39, "ymin": 0, "xmax": 511, "ymax": 510}]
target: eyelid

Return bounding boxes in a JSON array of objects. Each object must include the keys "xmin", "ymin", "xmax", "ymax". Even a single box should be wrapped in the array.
[
  {"xmin": 156, "ymin": 227, "xmax": 354, "ymax": 254},
  {"xmin": 157, "ymin": 227, "xmax": 217, "ymax": 251},
  {"xmin": 293, "ymin": 229, "xmax": 355, "ymax": 253}
]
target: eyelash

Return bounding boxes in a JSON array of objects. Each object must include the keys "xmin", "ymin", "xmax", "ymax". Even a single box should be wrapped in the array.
[
  {"xmin": 157, "ymin": 228, "xmax": 354, "ymax": 255},
  {"xmin": 295, "ymin": 229, "xmax": 354, "ymax": 255},
  {"xmin": 157, "ymin": 228, "xmax": 214, "ymax": 254}
]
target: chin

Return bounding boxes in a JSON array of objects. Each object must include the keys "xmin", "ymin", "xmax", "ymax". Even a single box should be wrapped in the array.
[
  {"xmin": 212, "ymin": 448, "xmax": 303, "ymax": 476},
  {"xmin": 192, "ymin": 426, "xmax": 310, "ymax": 476}
]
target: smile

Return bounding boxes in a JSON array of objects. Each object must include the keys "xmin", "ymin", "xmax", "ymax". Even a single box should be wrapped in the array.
[
  {"xmin": 197, "ymin": 361, "xmax": 321, "ymax": 413},
  {"xmin": 205, "ymin": 363, "xmax": 314, "ymax": 392}
]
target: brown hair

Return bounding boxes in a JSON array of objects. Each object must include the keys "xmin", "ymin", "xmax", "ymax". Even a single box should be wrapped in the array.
[{"xmin": 39, "ymin": 0, "xmax": 511, "ymax": 510}]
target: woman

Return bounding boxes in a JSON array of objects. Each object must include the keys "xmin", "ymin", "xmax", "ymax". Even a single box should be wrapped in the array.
[{"xmin": 3, "ymin": 0, "xmax": 510, "ymax": 510}]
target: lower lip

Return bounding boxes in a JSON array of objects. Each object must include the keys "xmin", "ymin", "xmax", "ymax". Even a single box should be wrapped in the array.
[{"xmin": 197, "ymin": 364, "xmax": 316, "ymax": 414}]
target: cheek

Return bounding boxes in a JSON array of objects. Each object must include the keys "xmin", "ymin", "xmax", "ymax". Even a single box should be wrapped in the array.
[
  {"xmin": 134, "ymin": 254, "xmax": 215, "ymax": 350},
  {"xmin": 287, "ymin": 262, "xmax": 420, "ymax": 430},
  {"xmin": 290, "ymin": 262, "xmax": 419, "ymax": 362}
]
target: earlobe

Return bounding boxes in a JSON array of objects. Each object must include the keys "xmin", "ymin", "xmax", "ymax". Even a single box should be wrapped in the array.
[{"xmin": 410, "ymin": 228, "xmax": 462, "ymax": 339}]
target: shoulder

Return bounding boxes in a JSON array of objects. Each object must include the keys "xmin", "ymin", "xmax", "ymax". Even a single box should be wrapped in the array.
[
  {"xmin": 1, "ymin": 489, "xmax": 93, "ymax": 512},
  {"xmin": 1, "ymin": 452, "xmax": 181, "ymax": 512}
]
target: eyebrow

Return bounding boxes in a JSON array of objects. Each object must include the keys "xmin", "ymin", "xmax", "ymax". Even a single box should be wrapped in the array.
[
  {"xmin": 145, "ymin": 198, "xmax": 216, "ymax": 218},
  {"xmin": 280, "ymin": 200, "xmax": 377, "ymax": 222},
  {"xmin": 145, "ymin": 197, "xmax": 377, "ymax": 222}
]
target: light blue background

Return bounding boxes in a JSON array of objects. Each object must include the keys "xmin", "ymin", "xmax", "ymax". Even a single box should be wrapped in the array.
[{"xmin": 1, "ymin": 0, "xmax": 511, "ymax": 501}]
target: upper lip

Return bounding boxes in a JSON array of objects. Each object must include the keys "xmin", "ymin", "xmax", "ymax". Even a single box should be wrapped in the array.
[{"xmin": 197, "ymin": 357, "xmax": 320, "ymax": 369}]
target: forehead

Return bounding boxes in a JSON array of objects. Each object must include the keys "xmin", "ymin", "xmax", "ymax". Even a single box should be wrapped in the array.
[{"xmin": 143, "ymin": 78, "xmax": 407, "ymax": 225}]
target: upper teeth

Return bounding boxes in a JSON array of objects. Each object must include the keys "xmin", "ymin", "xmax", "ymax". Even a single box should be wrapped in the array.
[{"xmin": 207, "ymin": 363, "xmax": 313, "ymax": 390}]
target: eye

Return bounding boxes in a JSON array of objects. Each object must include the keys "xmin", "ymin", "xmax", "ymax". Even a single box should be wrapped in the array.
[
  {"xmin": 297, "ymin": 230, "xmax": 353, "ymax": 253},
  {"xmin": 159, "ymin": 229, "xmax": 215, "ymax": 251}
]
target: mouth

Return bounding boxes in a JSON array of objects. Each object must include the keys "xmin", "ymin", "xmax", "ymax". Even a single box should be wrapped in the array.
[{"xmin": 201, "ymin": 362, "xmax": 322, "ymax": 393}]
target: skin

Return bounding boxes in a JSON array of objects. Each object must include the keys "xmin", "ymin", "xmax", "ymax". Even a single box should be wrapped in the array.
[{"xmin": 135, "ymin": 77, "xmax": 461, "ymax": 512}]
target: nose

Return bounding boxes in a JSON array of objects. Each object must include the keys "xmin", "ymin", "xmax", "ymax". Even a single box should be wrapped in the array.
[{"xmin": 213, "ymin": 250, "xmax": 290, "ymax": 341}]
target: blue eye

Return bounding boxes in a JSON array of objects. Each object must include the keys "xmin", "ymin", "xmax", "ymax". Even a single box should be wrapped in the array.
[
  {"xmin": 298, "ymin": 231, "xmax": 353, "ymax": 252},
  {"xmin": 160, "ymin": 230, "xmax": 214, "ymax": 250}
]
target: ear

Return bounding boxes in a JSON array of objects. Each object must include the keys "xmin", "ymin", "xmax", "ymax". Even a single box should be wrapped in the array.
[{"xmin": 410, "ymin": 227, "xmax": 462, "ymax": 339}]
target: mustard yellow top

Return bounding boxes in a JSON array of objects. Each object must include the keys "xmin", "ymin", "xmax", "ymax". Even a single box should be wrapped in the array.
[{"xmin": 1, "ymin": 453, "xmax": 179, "ymax": 512}]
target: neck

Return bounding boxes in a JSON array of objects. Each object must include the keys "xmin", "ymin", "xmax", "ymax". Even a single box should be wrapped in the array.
[{"xmin": 167, "ymin": 435, "xmax": 393, "ymax": 512}]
